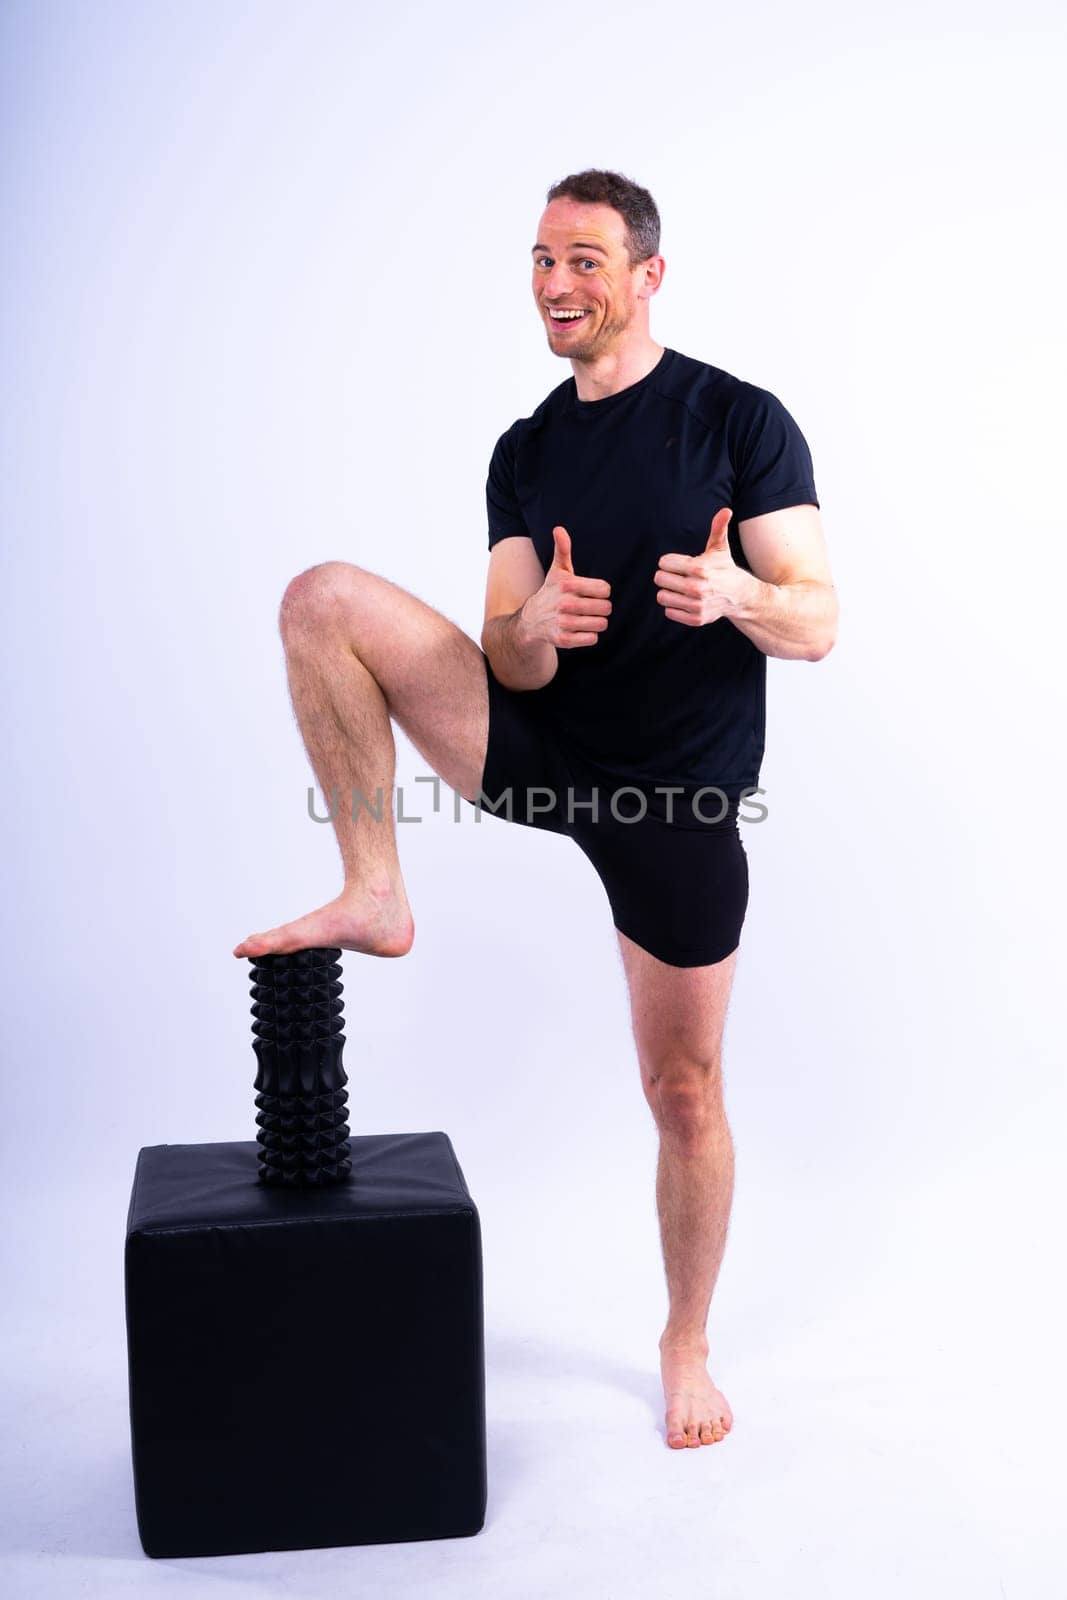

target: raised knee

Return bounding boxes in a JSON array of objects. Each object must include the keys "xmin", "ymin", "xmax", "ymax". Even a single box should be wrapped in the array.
[{"xmin": 280, "ymin": 561, "xmax": 362, "ymax": 630}]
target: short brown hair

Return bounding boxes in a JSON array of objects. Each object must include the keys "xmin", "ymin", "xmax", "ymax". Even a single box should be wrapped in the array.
[{"xmin": 544, "ymin": 169, "xmax": 661, "ymax": 269}]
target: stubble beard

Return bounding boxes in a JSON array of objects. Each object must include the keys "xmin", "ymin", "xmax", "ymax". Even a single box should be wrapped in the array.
[{"xmin": 553, "ymin": 299, "xmax": 636, "ymax": 363}]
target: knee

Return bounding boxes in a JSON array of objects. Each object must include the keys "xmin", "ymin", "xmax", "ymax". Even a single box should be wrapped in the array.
[
  {"xmin": 279, "ymin": 561, "xmax": 362, "ymax": 632},
  {"xmin": 649, "ymin": 1057, "xmax": 723, "ymax": 1140}
]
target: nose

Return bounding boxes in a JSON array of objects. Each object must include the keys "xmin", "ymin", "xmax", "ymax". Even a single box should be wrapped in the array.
[{"xmin": 542, "ymin": 262, "xmax": 576, "ymax": 299}]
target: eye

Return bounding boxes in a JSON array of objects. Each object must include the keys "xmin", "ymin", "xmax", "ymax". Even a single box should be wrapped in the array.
[{"xmin": 533, "ymin": 256, "xmax": 599, "ymax": 270}]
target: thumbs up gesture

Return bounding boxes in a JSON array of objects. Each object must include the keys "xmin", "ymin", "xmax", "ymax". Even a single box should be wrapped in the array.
[
  {"xmin": 653, "ymin": 507, "xmax": 753, "ymax": 627},
  {"xmin": 521, "ymin": 525, "xmax": 613, "ymax": 649}
]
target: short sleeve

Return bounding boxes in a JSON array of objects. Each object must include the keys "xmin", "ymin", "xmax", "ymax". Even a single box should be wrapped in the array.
[
  {"xmin": 486, "ymin": 427, "xmax": 530, "ymax": 550},
  {"xmin": 728, "ymin": 385, "xmax": 820, "ymax": 521}
]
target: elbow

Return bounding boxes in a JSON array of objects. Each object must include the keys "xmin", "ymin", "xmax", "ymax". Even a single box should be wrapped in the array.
[
  {"xmin": 805, "ymin": 628, "xmax": 838, "ymax": 662},
  {"xmin": 805, "ymin": 589, "xmax": 839, "ymax": 661}
]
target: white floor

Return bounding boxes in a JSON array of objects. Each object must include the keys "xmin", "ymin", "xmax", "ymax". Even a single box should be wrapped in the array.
[{"xmin": 2, "ymin": 1137, "xmax": 1062, "ymax": 1600}]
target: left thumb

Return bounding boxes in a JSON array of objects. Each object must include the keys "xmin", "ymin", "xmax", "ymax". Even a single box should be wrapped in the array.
[{"xmin": 705, "ymin": 507, "xmax": 733, "ymax": 552}]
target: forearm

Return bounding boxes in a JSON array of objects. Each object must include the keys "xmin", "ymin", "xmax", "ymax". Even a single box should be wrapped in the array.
[
  {"xmin": 731, "ymin": 575, "xmax": 839, "ymax": 661},
  {"xmin": 481, "ymin": 606, "xmax": 559, "ymax": 691}
]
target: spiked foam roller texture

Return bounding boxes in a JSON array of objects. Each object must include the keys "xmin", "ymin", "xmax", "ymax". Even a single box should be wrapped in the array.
[{"xmin": 248, "ymin": 947, "xmax": 353, "ymax": 1186}]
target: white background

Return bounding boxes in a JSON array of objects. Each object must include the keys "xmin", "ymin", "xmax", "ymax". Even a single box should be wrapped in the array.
[{"xmin": 2, "ymin": 0, "xmax": 1065, "ymax": 1595}]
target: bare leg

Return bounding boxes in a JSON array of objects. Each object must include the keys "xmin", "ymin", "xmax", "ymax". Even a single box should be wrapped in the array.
[
  {"xmin": 287, "ymin": 625, "xmax": 406, "ymax": 894},
  {"xmin": 234, "ymin": 562, "xmax": 491, "ymax": 959},
  {"xmin": 654, "ymin": 1071, "xmax": 736, "ymax": 1448},
  {"xmin": 616, "ymin": 930, "xmax": 740, "ymax": 1448}
]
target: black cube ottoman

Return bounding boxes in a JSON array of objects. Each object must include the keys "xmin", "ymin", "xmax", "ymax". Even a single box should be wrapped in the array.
[{"xmin": 124, "ymin": 1133, "xmax": 486, "ymax": 1557}]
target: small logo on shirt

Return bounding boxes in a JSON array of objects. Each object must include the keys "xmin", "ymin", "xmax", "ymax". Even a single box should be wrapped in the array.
[{"xmin": 665, "ymin": 436, "xmax": 676, "ymax": 450}]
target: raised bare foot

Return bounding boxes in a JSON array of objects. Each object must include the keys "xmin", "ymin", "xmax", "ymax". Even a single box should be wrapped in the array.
[
  {"xmin": 659, "ymin": 1335, "xmax": 733, "ymax": 1448},
  {"xmin": 232, "ymin": 880, "xmax": 414, "ymax": 960}
]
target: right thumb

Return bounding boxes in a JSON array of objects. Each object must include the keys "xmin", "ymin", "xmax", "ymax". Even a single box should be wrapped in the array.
[{"xmin": 552, "ymin": 525, "xmax": 574, "ymax": 573}]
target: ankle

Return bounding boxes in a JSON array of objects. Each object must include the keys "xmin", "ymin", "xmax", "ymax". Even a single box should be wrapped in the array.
[
  {"xmin": 340, "ymin": 872, "xmax": 403, "ymax": 903},
  {"xmin": 659, "ymin": 1326, "xmax": 710, "ymax": 1355}
]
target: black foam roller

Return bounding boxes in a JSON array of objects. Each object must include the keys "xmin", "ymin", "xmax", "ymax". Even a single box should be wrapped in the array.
[{"xmin": 248, "ymin": 947, "xmax": 352, "ymax": 1186}]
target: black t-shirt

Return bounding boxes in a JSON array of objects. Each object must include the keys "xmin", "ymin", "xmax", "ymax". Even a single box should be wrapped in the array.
[{"xmin": 485, "ymin": 345, "xmax": 819, "ymax": 818}]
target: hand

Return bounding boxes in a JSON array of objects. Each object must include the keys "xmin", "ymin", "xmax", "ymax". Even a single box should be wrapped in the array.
[
  {"xmin": 654, "ymin": 507, "xmax": 753, "ymax": 627},
  {"xmin": 521, "ymin": 525, "xmax": 612, "ymax": 649}
]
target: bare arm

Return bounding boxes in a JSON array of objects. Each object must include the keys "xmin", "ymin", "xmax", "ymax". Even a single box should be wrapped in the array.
[
  {"xmin": 482, "ymin": 607, "xmax": 559, "ymax": 690},
  {"xmin": 733, "ymin": 505, "xmax": 838, "ymax": 660},
  {"xmin": 481, "ymin": 535, "xmax": 558, "ymax": 690},
  {"xmin": 654, "ymin": 504, "xmax": 839, "ymax": 661},
  {"xmin": 481, "ymin": 528, "xmax": 611, "ymax": 689},
  {"xmin": 731, "ymin": 575, "xmax": 838, "ymax": 660}
]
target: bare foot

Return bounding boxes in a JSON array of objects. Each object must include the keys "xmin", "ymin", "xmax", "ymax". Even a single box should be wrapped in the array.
[
  {"xmin": 232, "ymin": 880, "xmax": 415, "ymax": 960},
  {"xmin": 659, "ymin": 1335, "xmax": 733, "ymax": 1448}
]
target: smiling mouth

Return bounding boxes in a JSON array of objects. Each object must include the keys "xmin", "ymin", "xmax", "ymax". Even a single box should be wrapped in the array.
[{"xmin": 547, "ymin": 309, "xmax": 591, "ymax": 328}]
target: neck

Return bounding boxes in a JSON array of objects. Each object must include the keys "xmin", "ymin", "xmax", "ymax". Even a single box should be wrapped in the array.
[{"xmin": 571, "ymin": 338, "xmax": 665, "ymax": 403}]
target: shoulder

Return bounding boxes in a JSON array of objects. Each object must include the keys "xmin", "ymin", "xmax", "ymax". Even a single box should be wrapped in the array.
[
  {"xmin": 659, "ymin": 348, "xmax": 799, "ymax": 442},
  {"xmin": 492, "ymin": 375, "xmax": 573, "ymax": 455},
  {"xmin": 726, "ymin": 377, "xmax": 804, "ymax": 439}
]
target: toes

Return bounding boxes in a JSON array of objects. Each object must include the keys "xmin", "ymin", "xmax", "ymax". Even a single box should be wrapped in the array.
[
  {"xmin": 666, "ymin": 1407, "xmax": 688, "ymax": 1448},
  {"xmin": 666, "ymin": 1390, "xmax": 733, "ymax": 1449}
]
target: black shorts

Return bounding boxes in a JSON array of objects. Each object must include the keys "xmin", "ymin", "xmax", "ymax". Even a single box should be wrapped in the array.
[{"xmin": 463, "ymin": 659, "xmax": 749, "ymax": 968}]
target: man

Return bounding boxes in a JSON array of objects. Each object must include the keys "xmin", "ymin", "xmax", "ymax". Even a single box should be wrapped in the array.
[{"xmin": 233, "ymin": 169, "xmax": 838, "ymax": 1451}]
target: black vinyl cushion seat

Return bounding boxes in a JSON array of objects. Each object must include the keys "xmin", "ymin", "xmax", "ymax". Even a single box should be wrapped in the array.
[{"xmin": 124, "ymin": 1134, "xmax": 486, "ymax": 1557}]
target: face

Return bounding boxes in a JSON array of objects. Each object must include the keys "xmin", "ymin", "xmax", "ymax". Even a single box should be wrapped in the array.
[{"xmin": 531, "ymin": 198, "xmax": 657, "ymax": 360}]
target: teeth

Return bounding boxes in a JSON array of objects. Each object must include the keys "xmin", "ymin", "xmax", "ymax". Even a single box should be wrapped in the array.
[{"xmin": 549, "ymin": 309, "xmax": 587, "ymax": 320}]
